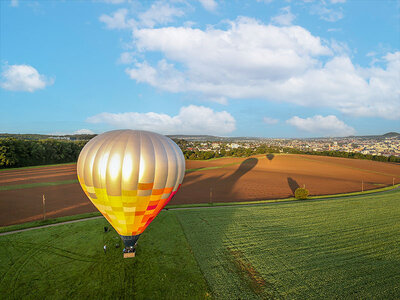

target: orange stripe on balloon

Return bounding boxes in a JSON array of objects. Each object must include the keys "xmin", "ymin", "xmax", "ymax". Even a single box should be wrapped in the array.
[
  {"xmin": 138, "ymin": 182, "xmax": 154, "ymax": 190},
  {"xmin": 163, "ymin": 187, "xmax": 173, "ymax": 194},
  {"xmin": 151, "ymin": 188, "xmax": 164, "ymax": 195}
]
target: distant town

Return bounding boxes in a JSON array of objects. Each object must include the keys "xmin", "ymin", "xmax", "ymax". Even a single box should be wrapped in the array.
[
  {"xmin": 0, "ymin": 132, "xmax": 399, "ymax": 169},
  {"xmin": 171, "ymin": 132, "xmax": 400, "ymax": 158}
]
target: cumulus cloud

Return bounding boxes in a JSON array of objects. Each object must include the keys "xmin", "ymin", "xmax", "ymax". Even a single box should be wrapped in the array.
[
  {"xmin": 99, "ymin": 8, "xmax": 135, "ymax": 29},
  {"xmin": 118, "ymin": 52, "xmax": 135, "ymax": 64},
  {"xmin": 287, "ymin": 115, "xmax": 355, "ymax": 137},
  {"xmin": 311, "ymin": 5, "xmax": 344, "ymax": 22},
  {"xmin": 86, "ymin": 105, "xmax": 236, "ymax": 135},
  {"xmin": 198, "ymin": 0, "xmax": 217, "ymax": 11},
  {"xmin": 100, "ymin": 2, "xmax": 184, "ymax": 30},
  {"xmin": 74, "ymin": 129, "xmax": 95, "ymax": 135},
  {"xmin": 271, "ymin": 6, "xmax": 295, "ymax": 26},
  {"xmin": 263, "ymin": 117, "xmax": 279, "ymax": 125},
  {"xmin": 102, "ymin": 0, "xmax": 127, "ymax": 3},
  {"xmin": 124, "ymin": 17, "xmax": 399, "ymax": 119},
  {"xmin": 139, "ymin": 2, "xmax": 184, "ymax": 28},
  {"xmin": 1, "ymin": 64, "xmax": 53, "ymax": 92}
]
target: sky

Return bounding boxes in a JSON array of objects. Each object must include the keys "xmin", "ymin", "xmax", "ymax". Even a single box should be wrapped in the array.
[{"xmin": 0, "ymin": 0, "xmax": 399, "ymax": 138}]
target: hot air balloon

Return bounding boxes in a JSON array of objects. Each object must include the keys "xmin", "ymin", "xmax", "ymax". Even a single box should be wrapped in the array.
[{"xmin": 77, "ymin": 130, "xmax": 185, "ymax": 256}]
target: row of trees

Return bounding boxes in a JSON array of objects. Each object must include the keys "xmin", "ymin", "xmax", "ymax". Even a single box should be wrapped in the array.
[
  {"xmin": 0, "ymin": 138, "xmax": 88, "ymax": 168},
  {"xmin": 1, "ymin": 137, "xmax": 398, "ymax": 169},
  {"xmin": 182, "ymin": 145, "xmax": 279, "ymax": 160},
  {"xmin": 182, "ymin": 143, "xmax": 400, "ymax": 163}
]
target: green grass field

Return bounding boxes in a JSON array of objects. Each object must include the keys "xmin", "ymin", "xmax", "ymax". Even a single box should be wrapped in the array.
[{"xmin": 1, "ymin": 189, "xmax": 399, "ymax": 299}]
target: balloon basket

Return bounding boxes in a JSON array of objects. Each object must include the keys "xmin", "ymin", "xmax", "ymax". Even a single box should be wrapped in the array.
[
  {"xmin": 123, "ymin": 252, "xmax": 135, "ymax": 259},
  {"xmin": 123, "ymin": 245, "xmax": 136, "ymax": 258}
]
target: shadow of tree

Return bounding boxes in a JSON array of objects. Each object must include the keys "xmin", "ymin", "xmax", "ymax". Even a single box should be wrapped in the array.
[{"xmin": 287, "ymin": 177, "xmax": 300, "ymax": 196}]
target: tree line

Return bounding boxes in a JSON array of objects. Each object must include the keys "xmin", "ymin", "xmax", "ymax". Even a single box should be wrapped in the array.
[
  {"xmin": 0, "ymin": 137, "xmax": 398, "ymax": 169},
  {"xmin": 0, "ymin": 138, "xmax": 88, "ymax": 168},
  {"xmin": 182, "ymin": 144, "xmax": 400, "ymax": 163}
]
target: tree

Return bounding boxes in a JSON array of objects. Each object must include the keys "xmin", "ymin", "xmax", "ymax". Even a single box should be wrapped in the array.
[{"xmin": 295, "ymin": 187, "xmax": 309, "ymax": 200}]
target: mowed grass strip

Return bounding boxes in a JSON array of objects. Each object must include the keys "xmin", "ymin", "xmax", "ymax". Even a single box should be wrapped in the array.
[
  {"xmin": 0, "ymin": 212, "xmax": 210, "ymax": 299},
  {"xmin": 176, "ymin": 190, "xmax": 400, "ymax": 299},
  {"xmin": 0, "ymin": 179, "xmax": 79, "ymax": 191}
]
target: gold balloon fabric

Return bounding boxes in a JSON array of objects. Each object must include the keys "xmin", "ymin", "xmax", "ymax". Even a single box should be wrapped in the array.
[{"xmin": 77, "ymin": 130, "xmax": 185, "ymax": 237}]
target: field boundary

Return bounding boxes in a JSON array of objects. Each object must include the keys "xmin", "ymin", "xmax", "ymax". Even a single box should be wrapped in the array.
[
  {"xmin": 1, "ymin": 184, "xmax": 398, "ymax": 235},
  {"xmin": 0, "ymin": 212, "xmax": 101, "ymax": 234},
  {"xmin": 0, "ymin": 162, "xmax": 76, "ymax": 172}
]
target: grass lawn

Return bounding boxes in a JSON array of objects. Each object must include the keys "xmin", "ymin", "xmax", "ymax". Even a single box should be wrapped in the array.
[
  {"xmin": 176, "ymin": 188, "xmax": 400, "ymax": 299},
  {"xmin": 0, "ymin": 189, "xmax": 399, "ymax": 299},
  {"xmin": 0, "ymin": 212, "xmax": 210, "ymax": 299}
]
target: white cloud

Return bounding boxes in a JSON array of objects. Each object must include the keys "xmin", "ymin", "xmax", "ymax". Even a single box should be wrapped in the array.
[
  {"xmin": 126, "ymin": 59, "xmax": 185, "ymax": 92},
  {"xmin": 10, "ymin": 0, "xmax": 18, "ymax": 7},
  {"xmin": 118, "ymin": 52, "xmax": 135, "ymax": 64},
  {"xmin": 263, "ymin": 117, "xmax": 279, "ymax": 125},
  {"xmin": 86, "ymin": 105, "xmax": 236, "ymax": 135},
  {"xmin": 287, "ymin": 115, "xmax": 355, "ymax": 137},
  {"xmin": 329, "ymin": 39, "xmax": 350, "ymax": 55},
  {"xmin": 124, "ymin": 17, "xmax": 399, "ymax": 119},
  {"xmin": 330, "ymin": 0, "xmax": 346, "ymax": 3},
  {"xmin": 1, "ymin": 64, "xmax": 53, "ymax": 92},
  {"xmin": 311, "ymin": 5, "xmax": 343, "ymax": 22},
  {"xmin": 271, "ymin": 6, "xmax": 295, "ymax": 26},
  {"xmin": 103, "ymin": 0, "xmax": 127, "ymax": 3},
  {"xmin": 99, "ymin": 8, "xmax": 135, "ymax": 29},
  {"xmin": 100, "ymin": 2, "xmax": 185, "ymax": 30},
  {"xmin": 139, "ymin": 2, "xmax": 184, "ymax": 28},
  {"xmin": 74, "ymin": 129, "xmax": 95, "ymax": 135},
  {"xmin": 198, "ymin": 0, "xmax": 217, "ymax": 11}
]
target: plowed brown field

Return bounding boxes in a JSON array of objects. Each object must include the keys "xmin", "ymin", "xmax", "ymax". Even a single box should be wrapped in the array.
[{"xmin": 1, "ymin": 154, "xmax": 399, "ymax": 226}]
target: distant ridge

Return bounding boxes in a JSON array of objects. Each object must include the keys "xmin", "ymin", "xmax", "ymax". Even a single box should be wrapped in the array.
[
  {"xmin": 0, "ymin": 132, "xmax": 398, "ymax": 141},
  {"xmin": 382, "ymin": 132, "xmax": 400, "ymax": 137},
  {"xmin": 168, "ymin": 132, "xmax": 400, "ymax": 141}
]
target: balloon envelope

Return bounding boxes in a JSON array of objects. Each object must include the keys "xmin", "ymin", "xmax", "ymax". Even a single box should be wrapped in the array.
[{"xmin": 77, "ymin": 130, "xmax": 185, "ymax": 246}]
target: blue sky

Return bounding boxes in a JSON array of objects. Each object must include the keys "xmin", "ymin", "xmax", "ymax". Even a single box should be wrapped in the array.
[{"xmin": 1, "ymin": 0, "xmax": 399, "ymax": 138}]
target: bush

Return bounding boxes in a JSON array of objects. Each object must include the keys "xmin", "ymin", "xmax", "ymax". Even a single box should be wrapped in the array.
[{"xmin": 295, "ymin": 187, "xmax": 309, "ymax": 200}]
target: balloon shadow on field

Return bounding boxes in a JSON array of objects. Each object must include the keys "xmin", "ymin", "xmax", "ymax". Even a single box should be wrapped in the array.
[
  {"xmin": 173, "ymin": 157, "xmax": 281, "ymax": 298},
  {"xmin": 266, "ymin": 154, "xmax": 275, "ymax": 162},
  {"xmin": 287, "ymin": 177, "xmax": 300, "ymax": 196},
  {"xmin": 172, "ymin": 157, "xmax": 258, "ymax": 205}
]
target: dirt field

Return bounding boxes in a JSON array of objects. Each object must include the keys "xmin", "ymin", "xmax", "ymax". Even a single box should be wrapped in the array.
[{"xmin": 1, "ymin": 154, "xmax": 399, "ymax": 226}]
